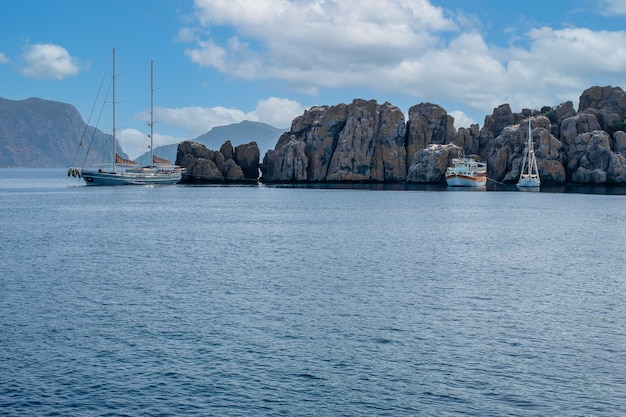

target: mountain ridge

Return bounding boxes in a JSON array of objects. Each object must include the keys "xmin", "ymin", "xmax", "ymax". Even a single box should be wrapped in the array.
[
  {"xmin": 134, "ymin": 120, "xmax": 284, "ymax": 166},
  {"xmin": 0, "ymin": 96, "xmax": 285, "ymax": 168},
  {"xmin": 0, "ymin": 97, "xmax": 129, "ymax": 168}
]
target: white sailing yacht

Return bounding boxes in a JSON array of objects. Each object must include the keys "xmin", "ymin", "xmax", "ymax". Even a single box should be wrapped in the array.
[
  {"xmin": 69, "ymin": 49, "xmax": 182, "ymax": 185},
  {"xmin": 517, "ymin": 117, "xmax": 541, "ymax": 189}
]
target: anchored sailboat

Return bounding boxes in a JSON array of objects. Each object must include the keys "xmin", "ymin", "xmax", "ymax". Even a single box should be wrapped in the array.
[
  {"xmin": 68, "ymin": 49, "xmax": 183, "ymax": 185},
  {"xmin": 517, "ymin": 118, "xmax": 541, "ymax": 189}
]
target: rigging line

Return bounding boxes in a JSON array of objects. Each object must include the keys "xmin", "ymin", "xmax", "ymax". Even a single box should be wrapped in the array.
[
  {"xmin": 71, "ymin": 51, "xmax": 113, "ymax": 167},
  {"xmin": 80, "ymin": 76, "xmax": 113, "ymax": 168},
  {"xmin": 487, "ymin": 177, "xmax": 507, "ymax": 185}
]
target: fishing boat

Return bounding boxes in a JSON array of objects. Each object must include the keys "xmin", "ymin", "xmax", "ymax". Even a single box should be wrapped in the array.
[
  {"xmin": 445, "ymin": 157, "xmax": 487, "ymax": 187},
  {"xmin": 517, "ymin": 118, "xmax": 541, "ymax": 189},
  {"xmin": 68, "ymin": 49, "xmax": 183, "ymax": 185}
]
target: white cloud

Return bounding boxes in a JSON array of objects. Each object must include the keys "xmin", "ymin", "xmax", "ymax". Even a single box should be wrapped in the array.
[
  {"xmin": 252, "ymin": 97, "xmax": 304, "ymax": 129},
  {"xmin": 117, "ymin": 129, "xmax": 150, "ymax": 160},
  {"xmin": 117, "ymin": 128, "xmax": 188, "ymax": 160},
  {"xmin": 19, "ymin": 43, "xmax": 83, "ymax": 79},
  {"xmin": 186, "ymin": 0, "xmax": 455, "ymax": 83},
  {"xmin": 527, "ymin": 27, "xmax": 626, "ymax": 77},
  {"xmin": 130, "ymin": 97, "xmax": 303, "ymax": 145},
  {"xmin": 121, "ymin": 101, "xmax": 489, "ymax": 158},
  {"xmin": 0, "ymin": 52, "xmax": 9, "ymax": 65},
  {"xmin": 449, "ymin": 111, "xmax": 475, "ymax": 129},
  {"xmin": 182, "ymin": 0, "xmax": 626, "ymax": 126},
  {"xmin": 152, "ymin": 105, "xmax": 256, "ymax": 137},
  {"xmin": 185, "ymin": 39, "xmax": 227, "ymax": 71},
  {"xmin": 597, "ymin": 0, "xmax": 626, "ymax": 15}
]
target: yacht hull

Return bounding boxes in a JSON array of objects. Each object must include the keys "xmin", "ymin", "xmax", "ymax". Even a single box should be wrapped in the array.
[
  {"xmin": 516, "ymin": 176, "xmax": 540, "ymax": 188},
  {"xmin": 81, "ymin": 170, "xmax": 181, "ymax": 186}
]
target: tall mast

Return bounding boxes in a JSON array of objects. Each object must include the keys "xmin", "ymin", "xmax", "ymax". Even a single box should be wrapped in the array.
[
  {"xmin": 150, "ymin": 60, "xmax": 154, "ymax": 166},
  {"xmin": 112, "ymin": 48, "xmax": 117, "ymax": 171}
]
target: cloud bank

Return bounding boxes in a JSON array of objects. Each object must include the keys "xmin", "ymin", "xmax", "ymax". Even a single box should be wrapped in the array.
[
  {"xmin": 182, "ymin": 0, "xmax": 626, "ymax": 124},
  {"xmin": 121, "ymin": 96, "xmax": 303, "ymax": 158},
  {"xmin": 140, "ymin": 96, "xmax": 301, "ymax": 136}
]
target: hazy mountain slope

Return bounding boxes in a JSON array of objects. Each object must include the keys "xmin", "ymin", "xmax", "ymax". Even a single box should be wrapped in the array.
[
  {"xmin": 0, "ymin": 97, "xmax": 127, "ymax": 168},
  {"xmin": 134, "ymin": 120, "xmax": 285, "ymax": 165}
]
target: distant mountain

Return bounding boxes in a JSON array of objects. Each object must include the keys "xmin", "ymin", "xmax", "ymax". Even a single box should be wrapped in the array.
[
  {"xmin": 0, "ymin": 97, "xmax": 129, "ymax": 168},
  {"xmin": 134, "ymin": 120, "xmax": 285, "ymax": 166}
]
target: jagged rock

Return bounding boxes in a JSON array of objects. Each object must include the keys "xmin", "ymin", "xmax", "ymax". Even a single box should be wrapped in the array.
[
  {"xmin": 480, "ymin": 104, "xmax": 515, "ymax": 141},
  {"xmin": 579, "ymin": 86, "xmax": 626, "ymax": 113},
  {"xmin": 220, "ymin": 141, "xmax": 234, "ymax": 160},
  {"xmin": 578, "ymin": 86, "xmax": 626, "ymax": 132},
  {"xmin": 614, "ymin": 131, "xmax": 626, "ymax": 155},
  {"xmin": 407, "ymin": 144, "xmax": 462, "ymax": 183},
  {"xmin": 453, "ymin": 124, "xmax": 480, "ymax": 156},
  {"xmin": 544, "ymin": 101, "xmax": 576, "ymax": 139},
  {"xmin": 607, "ymin": 153, "xmax": 626, "ymax": 183},
  {"xmin": 554, "ymin": 101, "xmax": 577, "ymax": 124},
  {"xmin": 259, "ymin": 86, "xmax": 626, "ymax": 186},
  {"xmin": 560, "ymin": 114, "xmax": 602, "ymax": 147},
  {"xmin": 223, "ymin": 159, "xmax": 245, "ymax": 180},
  {"xmin": 573, "ymin": 167, "xmax": 607, "ymax": 183},
  {"xmin": 261, "ymin": 99, "xmax": 406, "ymax": 182},
  {"xmin": 566, "ymin": 130, "xmax": 626, "ymax": 183},
  {"xmin": 406, "ymin": 103, "xmax": 455, "ymax": 167},
  {"xmin": 294, "ymin": 104, "xmax": 347, "ymax": 181},
  {"xmin": 487, "ymin": 116, "xmax": 565, "ymax": 183},
  {"xmin": 541, "ymin": 159, "xmax": 567, "ymax": 183},
  {"xmin": 234, "ymin": 142, "xmax": 260, "ymax": 179},
  {"xmin": 176, "ymin": 141, "xmax": 224, "ymax": 181},
  {"xmin": 261, "ymin": 135, "xmax": 308, "ymax": 181},
  {"xmin": 534, "ymin": 119, "xmax": 567, "ymax": 183},
  {"xmin": 176, "ymin": 140, "xmax": 259, "ymax": 183},
  {"xmin": 325, "ymin": 100, "xmax": 406, "ymax": 181}
]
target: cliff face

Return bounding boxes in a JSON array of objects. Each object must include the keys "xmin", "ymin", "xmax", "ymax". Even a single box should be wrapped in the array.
[
  {"xmin": 0, "ymin": 97, "xmax": 117, "ymax": 167},
  {"xmin": 261, "ymin": 99, "xmax": 407, "ymax": 182},
  {"xmin": 260, "ymin": 86, "xmax": 626, "ymax": 185}
]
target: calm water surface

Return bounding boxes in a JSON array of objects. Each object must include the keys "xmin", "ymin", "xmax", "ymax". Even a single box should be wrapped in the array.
[{"xmin": 1, "ymin": 169, "xmax": 625, "ymax": 416}]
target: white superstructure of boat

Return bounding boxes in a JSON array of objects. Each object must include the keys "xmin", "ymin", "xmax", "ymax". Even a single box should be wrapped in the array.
[{"xmin": 445, "ymin": 158, "xmax": 487, "ymax": 187}]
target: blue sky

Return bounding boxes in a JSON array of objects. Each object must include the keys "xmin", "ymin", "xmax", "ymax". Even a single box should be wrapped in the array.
[{"xmin": 2, "ymin": 0, "xmax": 626, "ymax": 158}]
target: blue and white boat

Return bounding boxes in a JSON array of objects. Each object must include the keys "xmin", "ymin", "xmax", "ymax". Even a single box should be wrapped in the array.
[{"xmin": 445, "ymin": 157, "xmax": 487, "ymax": 187}]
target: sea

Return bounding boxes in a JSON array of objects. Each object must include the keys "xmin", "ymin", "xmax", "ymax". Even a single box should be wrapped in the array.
[{"xmin": 1, "ymin": 168, "xmax": 625, "ymax": 417}]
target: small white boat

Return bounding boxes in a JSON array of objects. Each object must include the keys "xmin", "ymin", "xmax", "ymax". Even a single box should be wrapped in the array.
[
  {"xmin": 69, "ymin": 49, "xmax": 183, "ymax": 186},
  {"xmin": 517, "ymin": 118, "xmax": 541, "ymax": 189},
  {"xmin": 445, "ymin": 157, "xmax": 487, "ymax": 187}
]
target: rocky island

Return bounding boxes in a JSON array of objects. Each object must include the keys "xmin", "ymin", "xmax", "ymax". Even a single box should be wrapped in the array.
[
  {"xmin": 176, "ymin": 140, "xmax": 260, "ymax": 183},
  {"xmin": 175, "ymin": 85, "xmax": 626, "ymax": 185}
]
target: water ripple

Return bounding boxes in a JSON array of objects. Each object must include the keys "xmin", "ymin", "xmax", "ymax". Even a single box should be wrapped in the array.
[{"xmin": 1, "ymin": 176, "xmax": 625, "ymax": 416}]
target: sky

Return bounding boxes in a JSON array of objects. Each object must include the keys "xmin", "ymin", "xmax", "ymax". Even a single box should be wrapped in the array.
[{"xmin": 2, "ymin": 0, "xmax": 626, "ymax": 159}]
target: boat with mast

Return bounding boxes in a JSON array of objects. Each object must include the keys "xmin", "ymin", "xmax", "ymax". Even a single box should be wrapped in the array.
[
  {"xmin": 69, "ymin": 49, "xmax": 182, "ymax": 185},
  {"xmin": 517, "ymin": 118, "xmax": 541, "ymax": 189}
]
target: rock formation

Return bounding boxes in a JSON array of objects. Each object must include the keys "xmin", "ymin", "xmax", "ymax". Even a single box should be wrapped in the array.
[
  {"xmin": 486, "ymin": 116, "xmax": 566, "ymax": 183},
  {"xmin": 176, "ymin": 140, "xmax": 260, "ymax": 183},
  {"xmin": 260, "ymin": 86, "xmax": 626, "ymax": 185},
  {"xmin": 406, "ymin": 144, "xmax": 462, "ymax": 183},
  {"xmin": 261, "ymin": 99, "xmax": 407, "ymax": 182}
]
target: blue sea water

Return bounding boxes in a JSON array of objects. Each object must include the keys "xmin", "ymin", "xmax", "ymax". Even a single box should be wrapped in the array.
[{"xmin": 1, "ymin": 168, "xmax": 625, "ymax": 416}]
